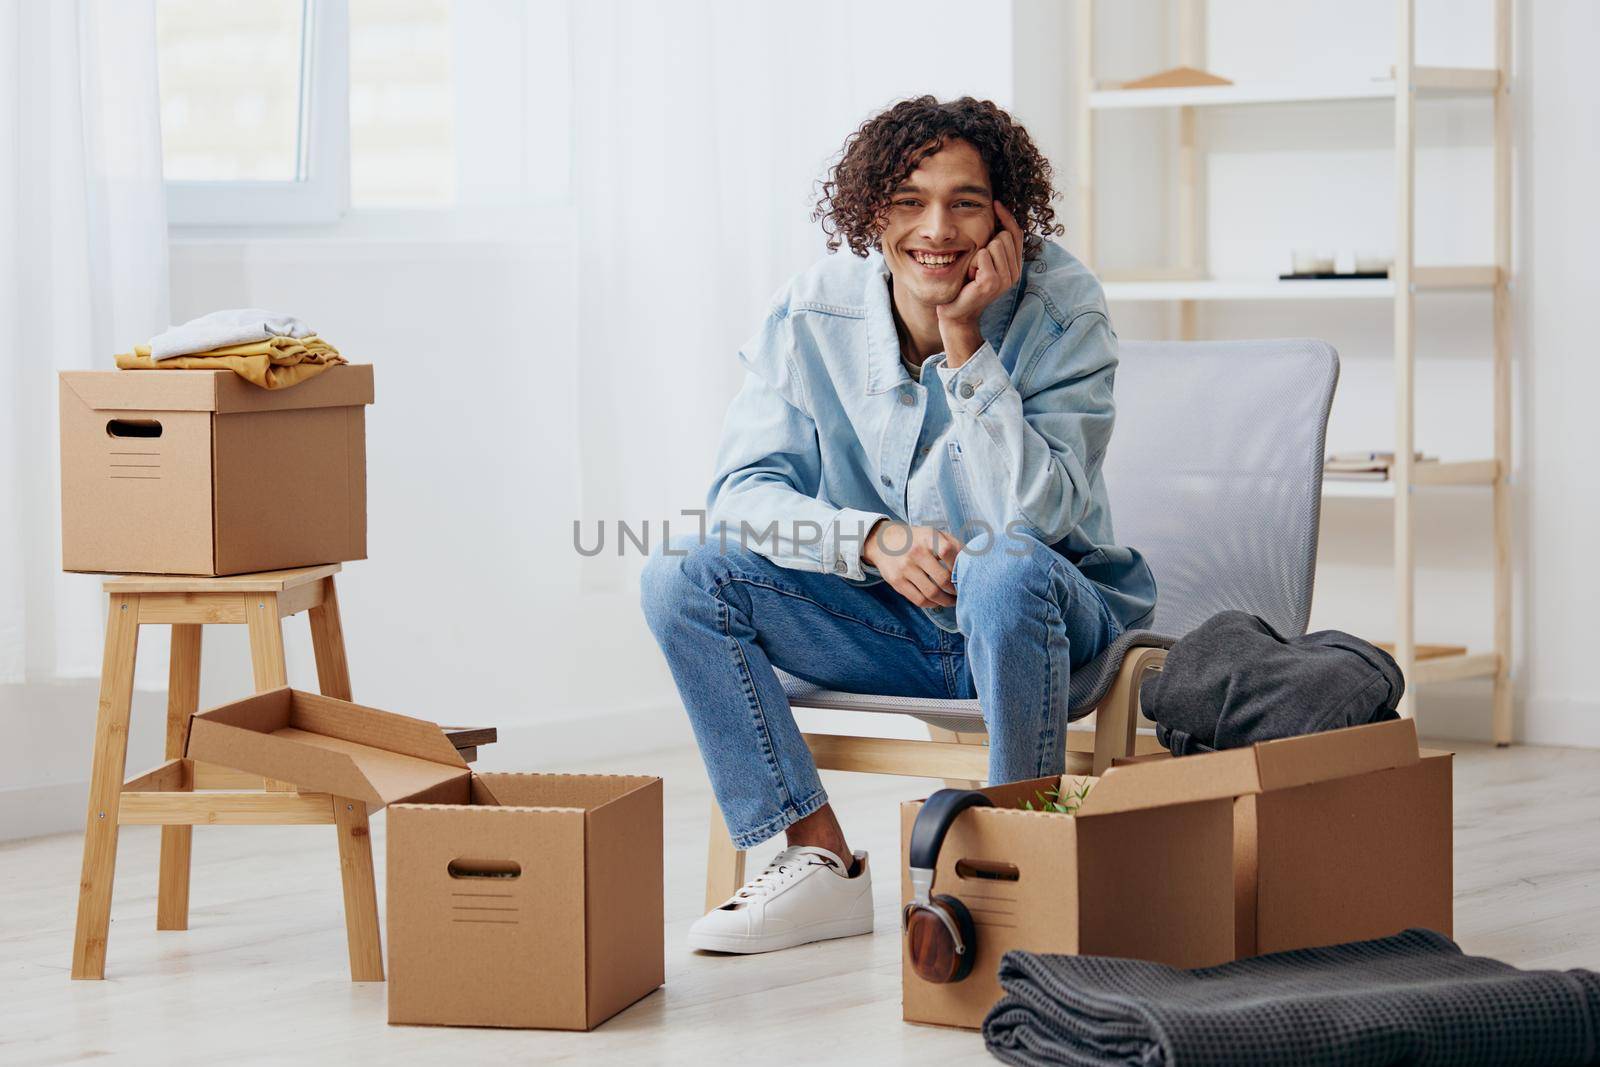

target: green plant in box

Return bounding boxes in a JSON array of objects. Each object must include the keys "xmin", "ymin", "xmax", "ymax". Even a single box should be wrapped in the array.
[{"xmin": 1019, "ymin": 778, "xmax": 1094, "ymax": 815}]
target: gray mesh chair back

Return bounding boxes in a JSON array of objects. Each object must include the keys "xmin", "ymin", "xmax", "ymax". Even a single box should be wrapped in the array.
[{"xmin": 1105, "ymin": 339, "xmax": 1338, "ymax": 639}]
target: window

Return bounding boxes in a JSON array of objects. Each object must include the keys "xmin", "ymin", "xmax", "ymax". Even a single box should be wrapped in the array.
[
  {"xmin": 158, "ymin": 0, "xmax": 566, "ymax": 229},
  {"xmin": 158, "ymin": 0, "xmax": 347, "ymax": 225},
  {"xmin": 157, "ymin": 0, "xmax": 307, "ymax": 182},
  {"xmin": 348, "ymin": 0, "xmax": 456, "ymax": 207}
]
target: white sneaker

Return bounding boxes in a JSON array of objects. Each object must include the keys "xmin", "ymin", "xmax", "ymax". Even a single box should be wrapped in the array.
[{"xmin": 688, "ymin": 845, "xmax": 874, "ymax": 954}]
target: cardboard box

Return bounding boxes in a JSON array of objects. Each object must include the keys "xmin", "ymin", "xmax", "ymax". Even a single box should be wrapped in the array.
[
  {"xmin": 1109, "ymin": 719, "xmax": 1451, "ymax": 957},
  {"xmin": 184, "ymin": 687, "xmax": 665, "ymax": 1031},
  {"xmin": 900, "ymin": 718, "xmax": 1452, "ymax": 1031},
  {"xmin": 386, "ymin": 773, "xmax": 664, "ymax": 1030},
  {"xmin": 899, "ymin": 762, "xmax": 1240, "ymax": 1030},
  {"xmin": 60, "ymin": 365, "xmax": 373, "ymax": 575},
  {"xmin": 1222, "ymin": 718, "xmax": 1452, "ymax": 958}
]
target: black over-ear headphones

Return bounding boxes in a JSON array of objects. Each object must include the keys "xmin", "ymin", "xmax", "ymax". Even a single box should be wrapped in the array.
[{"xmin": 902, "ymin": 788, "xmax": 993, "ymax": 984}]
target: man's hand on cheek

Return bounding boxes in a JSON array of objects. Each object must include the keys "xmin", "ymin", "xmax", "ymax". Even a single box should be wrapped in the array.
[
  {"xmin": 936, "ymin": 201, "xmax": 1027, "ymax": 368},
  {"xmin": 862, "ymin": 520, "xmax": 962, "ymax": 608}
]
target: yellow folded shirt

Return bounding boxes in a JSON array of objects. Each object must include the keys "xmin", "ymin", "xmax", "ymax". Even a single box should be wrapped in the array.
[{"xmin": 115, "ymin": 335, "xmax": 346, "ymax": 390}]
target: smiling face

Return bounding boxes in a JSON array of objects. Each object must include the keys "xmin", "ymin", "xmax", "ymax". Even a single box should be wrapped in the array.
[{"xmin": 877, "ymin": 139, "xmax": 997, "ymax": 309}]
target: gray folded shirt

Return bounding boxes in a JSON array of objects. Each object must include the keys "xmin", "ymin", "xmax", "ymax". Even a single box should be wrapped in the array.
[{"xmin": 150, "ymin": 308, "xmax": 314, "ymax": 360}]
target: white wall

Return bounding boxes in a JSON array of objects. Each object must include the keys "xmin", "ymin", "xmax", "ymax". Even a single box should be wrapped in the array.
[
  {"xmin": 1513, "ymin": 0, "xmax": 1600, "ymax": 747},
  {"xmin": 1011, "ymin": 0, "xmax": 1598, "ymax": 746}
]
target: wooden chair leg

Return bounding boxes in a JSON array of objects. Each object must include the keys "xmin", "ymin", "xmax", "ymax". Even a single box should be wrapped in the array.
[
  {"xmin": 245, "ymin": 591, "xmax": 289, "ymax": 690},
  {"xmin": 310, "ymin": 578, "xmax": 383, "ymax": 979},
  {"xmin": 157, "ymin": 623, "xmax": 202, "ymax": 931},
  {"xmin": 704, "ymin": 799, "xmax": 747, "ymax": 913},
  {"xmin": 1492, "ymin": 672, "xmax": 1513, "ymax": 747},
  {"xmin": 245, "ymin": 593, "xmax": 298, "ymax": 792},
  {"xmin": 926, "ymin": 724, "xmax": 987, "ymax": 789},
  {"xmin": 308, "ymin": 576, "xmax": 352, "ymax": 701},
  {"xmin": 72, "ymin": 593, "xmax": 141, "ymax": 979},
  {"xmin": 1090, "ymin": 647, "xmax": 1167, "ymax": 774},
  {"xmin": 331, "ymin": 795, "xmax": 384, "ymax": 981}
]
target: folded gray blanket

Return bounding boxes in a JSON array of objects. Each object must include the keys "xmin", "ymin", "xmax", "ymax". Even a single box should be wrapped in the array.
[{"xmin": 983, "ymin": 928, "xmax": 1600, "ymax": 1066}]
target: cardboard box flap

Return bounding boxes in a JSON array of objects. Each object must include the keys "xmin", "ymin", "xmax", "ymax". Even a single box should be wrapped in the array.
[
  {"xmin": 59, "ymin": 364, "xmax": 373, "ymax": 414},
  {"xmin": 1252, "ymin": 718, "xmax": 1419, "ymax": 793},
  {"xmin": 186, "ymin": 689, "xmax": 383, "ymax": 806},
  {"xmin": 186, "ymin": 687, "xmax": 469, "ymax": 809},
  {"xmin": 61, "ymin": 370, "xmax": 224, "ymax": 412},
  {"xmin": 1082, "ymin": 720, "xmax": 1421, "ymax": 816},
  {"xmin": 285, "ymin": 689, "xmax": 468, "ymax": 769},
  {"xmin": 1078, "ymin": 746, "xmax": 1261, "ymax": 817},
  {"xmin": 473, "ymin": 772, "xmax": 658, "ymax": 812}
]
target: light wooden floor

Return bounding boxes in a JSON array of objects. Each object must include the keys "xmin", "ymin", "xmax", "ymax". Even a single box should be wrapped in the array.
[{"xmin": 2, "ymin": 736, "xmax": 1597, "ymax": 1065}]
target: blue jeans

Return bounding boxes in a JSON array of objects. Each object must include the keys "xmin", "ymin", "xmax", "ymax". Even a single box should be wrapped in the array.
[{"xmin": 639, "ymin": 533, "xmax": 1123, "ymax": 850}]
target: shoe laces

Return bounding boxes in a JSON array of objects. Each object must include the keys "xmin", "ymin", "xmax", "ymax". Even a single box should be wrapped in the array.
[{"xmin": 729, "ymin": 846, "xmax": 834, "ymax": 903}]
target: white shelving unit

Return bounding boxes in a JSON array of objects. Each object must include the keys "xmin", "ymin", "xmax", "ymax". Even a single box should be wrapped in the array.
[
  {"xmin": 1088, "ymin": 69, "xmax": 1499, "ymax": 110},
  {"xmin": 1075, "ymin": 0, "xmax": 1514, "ymax": 739},
  {"xmin": 1101, "ymin": 266, "xmax": 1499, "ymax": 303},
  {"xmin": 1321, "ymin": 480, "xmax": 1401, "ymax": 500}
]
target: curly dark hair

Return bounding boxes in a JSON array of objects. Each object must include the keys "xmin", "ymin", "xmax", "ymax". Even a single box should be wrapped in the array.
[{"xmin": 813, "ymin": 95, "xmax": 1062, "ymax": 261}]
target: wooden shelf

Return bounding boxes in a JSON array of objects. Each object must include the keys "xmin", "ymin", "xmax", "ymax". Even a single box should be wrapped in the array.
[
  {"xmin": 1107, "ymin": 277, "xmax": 1389, "ymax": 300},
  {"xmin": 1375, "ymin": 642, "xmax": 1466, "ymax": 661},
  {"xmin": 1323, "ymin": 479, "xmax": 1400, "ymax": 498},
  {"xmin": 1410, "ymin": 650, "xmax": 1501, "ymax": 685},
  {"xmin": 1322, "ymin": 460, "xmax": 1500, "ymax": 497},
  {"xmin": 1088, "ymin": 68, "xmax": 1499, "ymax": 110},
  {"xmin": 1367, "ymin": 643, "xmax": 1499, "ymax": 686},
  {"xmin": 1103, "ymin": 267, "xmax": 1498, "ymax": 302}
]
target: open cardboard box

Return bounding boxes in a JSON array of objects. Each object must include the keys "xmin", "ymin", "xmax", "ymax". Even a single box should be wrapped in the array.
[
  {"xmin": 59, "ymin": 364, "xmax": 372, "ymax": 575},
  {"xmin": 185, "ymin": 688, "xmax": 664, "ymax": 1030},
  {"xmin": 899, "ymin": 758, "xmax": 1239, "ymax": 1031},
  {"xmin": 900, "ymin": 717, "xmax": 1452, "ymax": 1031}
]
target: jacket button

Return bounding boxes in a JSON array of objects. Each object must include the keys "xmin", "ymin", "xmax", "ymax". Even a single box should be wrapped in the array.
[
  {"xmin": 959, "ymin": 382, "xmax": 975, "ymax": 399},
  {"xmin": 900, "ymin": 391, "xmax": 914, "ymax": 405},
  {"xmin": 834, "ymin": 559, "xmax": 849, "ymax": 574},
  {"xmin": 880, "ymin": 475, "xmax": 892, "ymax": 487}
]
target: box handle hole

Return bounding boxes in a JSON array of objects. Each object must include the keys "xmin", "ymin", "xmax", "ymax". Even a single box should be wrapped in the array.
[
  {"xmin": 955, "ymin": 858, "xmax": 1019, "ymax": 882},
  {"xmin": 106, "ymin": 418, "xmax": 162, "ymax": 439},
  {"xmin": 448, "ymin": 858, "xmax": 521, "ymax": 880}
]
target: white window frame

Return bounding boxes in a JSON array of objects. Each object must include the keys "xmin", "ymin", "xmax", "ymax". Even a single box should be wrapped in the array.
[{"xmin": 164, "ymin": 0, "xmax": 350, "ymax": 227}]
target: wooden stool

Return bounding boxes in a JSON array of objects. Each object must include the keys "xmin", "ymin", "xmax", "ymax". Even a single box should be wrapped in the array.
[{"xmin": 71, "ymin": 564, "xmax": 383, "ymax": 981}]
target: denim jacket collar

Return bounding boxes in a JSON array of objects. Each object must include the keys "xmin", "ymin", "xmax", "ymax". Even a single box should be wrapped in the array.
[{"xmin": 861, "ymin": 254, "xmax": 1027, "ymax": 396}]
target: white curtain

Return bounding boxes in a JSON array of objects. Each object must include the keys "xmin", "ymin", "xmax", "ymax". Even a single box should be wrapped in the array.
[
  {"xmin": 0, "ymin": 0, "xmax": 170, "ymax": 683},
  {"xmin": 569, "ymin": 0, "xmax": 1016, "ymax": 591}
]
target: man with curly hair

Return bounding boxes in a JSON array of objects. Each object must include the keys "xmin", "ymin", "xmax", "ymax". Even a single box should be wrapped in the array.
[{"xmin": 642, "ymin": 96, "xmax": 1156, "ymax": 954}]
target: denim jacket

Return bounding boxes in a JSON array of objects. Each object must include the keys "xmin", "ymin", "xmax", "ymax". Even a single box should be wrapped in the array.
[{"xmin": 706, "ymin": 239, "xmax": 1157, "ymax": 633}]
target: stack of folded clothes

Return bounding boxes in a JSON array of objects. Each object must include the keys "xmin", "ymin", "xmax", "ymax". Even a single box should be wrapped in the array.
[
  {"xmin": 983, "ymin": 928, "xmax": 1600, "ymax": 1066},
  {"xmin": 116, "ymin": 308, "xmax": 345, "ymax": 390}
]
